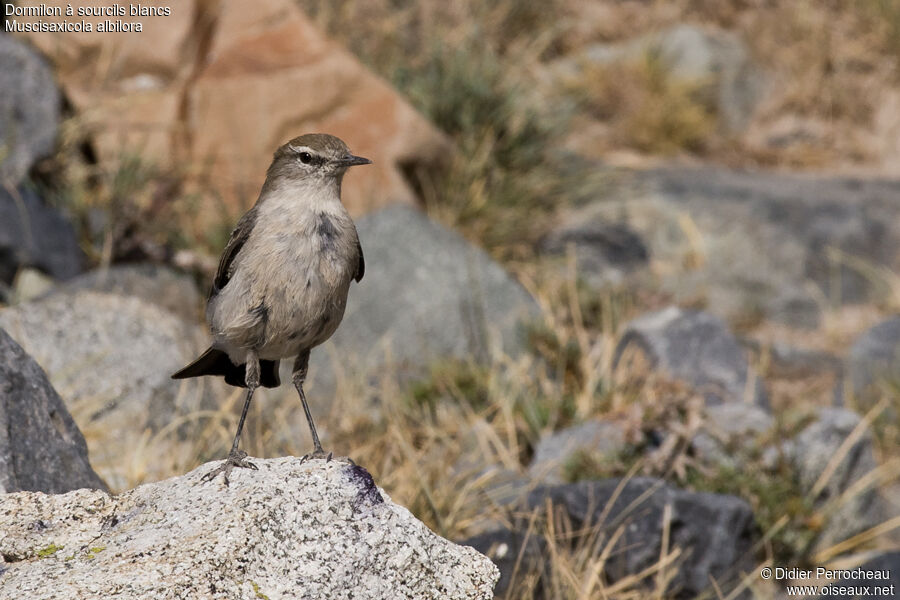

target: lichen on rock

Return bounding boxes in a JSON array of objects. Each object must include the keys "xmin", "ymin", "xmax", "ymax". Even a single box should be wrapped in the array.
[{"xmin": 0, "ymin": 458, "xmax": 498, "ymax": 600}]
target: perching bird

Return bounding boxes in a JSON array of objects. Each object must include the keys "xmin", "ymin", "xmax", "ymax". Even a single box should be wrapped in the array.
[{"xmin": 172, "ymin": 133, "xmax": 369, "ymax": 483}]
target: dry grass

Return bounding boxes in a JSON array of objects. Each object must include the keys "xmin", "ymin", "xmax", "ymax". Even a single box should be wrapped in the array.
[{"xmin": 75, "ymin": 258, "xmax": 899, "ymax": 599}]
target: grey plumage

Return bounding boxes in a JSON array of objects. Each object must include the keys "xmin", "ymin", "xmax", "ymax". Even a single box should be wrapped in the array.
[{"xmin": 172, "ymin": 133, "xmax": 370, "ymax": 483}]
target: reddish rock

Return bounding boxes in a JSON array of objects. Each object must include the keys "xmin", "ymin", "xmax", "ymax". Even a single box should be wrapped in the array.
[{"xmin": 13, "ymin": 0, "xmax": 449, "ymax": 225}]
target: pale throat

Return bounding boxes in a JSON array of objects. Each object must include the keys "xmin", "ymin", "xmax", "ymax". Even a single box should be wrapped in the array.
[{"xmin": 258, "ymin": 175, "xmax": 346, "ymax": 223}]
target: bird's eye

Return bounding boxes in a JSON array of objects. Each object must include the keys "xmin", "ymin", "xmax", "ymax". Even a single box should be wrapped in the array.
[{"xmin": 299, "ymin": 152, "xmax": 312, "ymax": 164}]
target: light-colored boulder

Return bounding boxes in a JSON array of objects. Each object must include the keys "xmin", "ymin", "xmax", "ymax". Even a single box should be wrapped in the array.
[
  {"xmin": 55, "ymin": 263, "xmax": 203, "ymax": 323},
  {"xmin": 0, "ymin": 290, "xmax": 225, "ymax": 491},
  {"xmin": 0, "ymin": 458, "xmax": 499, "ymax": 600}
]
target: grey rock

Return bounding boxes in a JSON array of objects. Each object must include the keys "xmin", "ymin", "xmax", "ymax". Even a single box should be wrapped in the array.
[
  {"xmin": 526, "ymin": 477, "xmax": 756, "ymax": 598},
  {"xmin": 846, "ymin": 316, "xmax": 900, "ymax": 397},
  {"xmin": 0, "ymin": 328, "xmax": 106, "ymax": 494},
  {"xmin": 0, "ymin": 185, "xmax": 84, "ymax": 284},
  {"xmin": 539, "ymin": 221, "xmax": 649, "ymax": 286},
  {"xmin": 793, "ymin": 408, "xmax": 883, "ymax": 552},
  {"xmin": 820, "ymin": 552, "xmax": 900, "ymax": 599},
  {"xmin": 576, "ymin": 24, "xmax": 767, "ymax": 133},
  {"xmin": 586, "ymin": 167, "xmax": 900, "ymax": 327},
  {"xmin": 528, "ymin": 419, "xmax": 627, "ymax": 484},
  {"xmin": 56, "ymin": 263, "xmax": 203, "ymax": 322},
  {"xmin": 614, "ymin": 306, "xmax": 766, "ymax": 407},
  {"xmin": 647, "ymin": 168, "xmax": 900, "ymax": 308},
  {"xmin": 0, "ymin": 290, "xmax": 225, "ymax": 490},
  {"xmin": 459, "ymin": 528, "xmax": 545, "ymax": 597},
  {"xmin": 307, "ymin": 205, "xmax": 539, "ymax": 394},
  {"xmin": 0, "ymin": 35, "xmax": 60, "ymax": 185},
  {"xmin": 692, "ymin": 403, "xmax": 773, "ymax": 469},
  {"xmin": 0, "ymin": 458, "xmax": 499, "ymax": 599}
]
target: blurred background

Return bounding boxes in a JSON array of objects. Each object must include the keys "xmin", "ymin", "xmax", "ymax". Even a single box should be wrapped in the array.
[{"xmin": 2, "ymin": 0, "xmax": 900, "ymax": 597}]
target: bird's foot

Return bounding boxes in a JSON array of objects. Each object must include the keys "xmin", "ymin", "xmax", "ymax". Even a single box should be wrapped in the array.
[
  {"xmin": 299, "ymin": 448, "xmax": 355, "ymax": 466},
  {"xmin": 200, "ymin": 449, "xmax": 258, "ymax": 485}
]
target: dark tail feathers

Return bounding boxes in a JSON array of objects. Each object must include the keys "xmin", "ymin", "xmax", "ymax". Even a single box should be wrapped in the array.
[{"xmin": 171, "ymin": 347, "xmax": 280, "ymax": 388}]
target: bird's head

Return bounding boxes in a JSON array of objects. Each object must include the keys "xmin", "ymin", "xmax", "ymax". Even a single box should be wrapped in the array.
[{"xmin": 266, "ymin": 133, "xmax": 371, "ymax": 189}]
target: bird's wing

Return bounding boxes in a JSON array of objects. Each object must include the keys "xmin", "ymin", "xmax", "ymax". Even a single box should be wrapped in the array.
[
  {"xmin": 210, "ymin": 207, "xmax": 258, "ymax": 298},
  {"xmin": 355, "ymin": 237, "xmax": 365, "ymax": 283}
]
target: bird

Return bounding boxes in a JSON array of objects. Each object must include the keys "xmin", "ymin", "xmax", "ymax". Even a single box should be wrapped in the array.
[{"xmin": 172, "ymin": 133, "xmax": 370, "ymax": 484}]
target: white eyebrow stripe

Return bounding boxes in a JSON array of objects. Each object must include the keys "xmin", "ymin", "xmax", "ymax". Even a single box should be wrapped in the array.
[{"xmin": 288, "ymin": 145, "xmax": 313, "ymax": 154}]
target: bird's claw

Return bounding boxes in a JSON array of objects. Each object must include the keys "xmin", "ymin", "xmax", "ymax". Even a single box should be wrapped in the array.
[
  {"xmin": 200, "ymin": 449, "xmax": 257, "ymax": 486},
  {"xmin": 299, "ymin": 449, "xmax": 355, "ymax": 466}
]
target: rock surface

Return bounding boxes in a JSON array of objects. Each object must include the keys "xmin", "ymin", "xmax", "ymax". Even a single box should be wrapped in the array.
[
  {"xmin": 820, "ymin": 552, "xmax": 900, "ymax": 599},
  {"xmin": 15, "ymin": 0, "xmax": 450, "ymax": 228},
  {"xmin": 0, "ymin": 185, "xmax": 84, "ymax": 284},
  {"xmin": 0, "ymin": 328, "xmax": 106, "ymax": 494},
  {"xmin": 576, "ymin": 167, "xmax": 900, "ymax": 328},
  {"xmin": 846, "ymin": 316, "xmax": 900, "ymax": 397},
  {"xmin": 539, "ymin": 221, "xmax": 649, "ymax": 286},
  {"xmin": 613, "ymin": 306, "xmax": 766, "ymax": 407},
  {"xmin": 526, "ymin": 477, "xmax": 756, "ymax": 597},
  {"xmin": 56, "ymin": 263, "xmax": 203, "ymax": 323},
  {"xmin": 0, "ymin": 458, "xmax": 498, "ymax": 600},
  {"xmin": 308, "ymin": 205, "xmax": 539, "ymax": 393},
  {"xmin": 0, "ymin": 290, "xmax": 224, "ymax": 491},
  {"xmin": 0, "ymin": 34, "xmax": 60, "ymax": 185},
  {"xmin": 691, "ymin": 403, "xmax": 773, "ymax": 469},
  {"xmin": 793, "ymin": 408, "xmax": 883, "ymax": 552},
  {"xmin": 528, "ymin": 419, "xmax": 627, "ymax": 484}
]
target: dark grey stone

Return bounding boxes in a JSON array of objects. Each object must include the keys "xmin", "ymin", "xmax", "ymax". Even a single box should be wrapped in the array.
[
  {"xmin": 525, "ymin": 477, "xmax": 756, "ymax": 598},
  {"xmin": 613, "ymin": 306, "xmax": 767, "ymax": 407},
  {"xmin": 0, "ymin": 327, "xmax": 106, "ymax": 493},
  {"xmin": 846, "ymin": 316, "xmax": 900, "ymax": 397},
  {"xmin": 539, "ymin": 221, "xmax": 649, "ymax": 285},
  {"xmin": 820, "ymin": 552, "xmax": 900, "ymax": 599},
  {"xmin": 459, "ymin": 528, "xmax": 546, "ymax": 598},
  {"xmin": 0, "ymin": 185, "xmax": 84, "ymax": 284},
  {"xmin": 0, "ymin": 34, "xmax": 60, "ymax": 185}
]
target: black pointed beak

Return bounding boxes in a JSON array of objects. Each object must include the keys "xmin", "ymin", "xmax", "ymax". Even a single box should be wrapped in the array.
[{"xmin": 338, "ymin": 154, "xmax": 372, "ymax": 167}]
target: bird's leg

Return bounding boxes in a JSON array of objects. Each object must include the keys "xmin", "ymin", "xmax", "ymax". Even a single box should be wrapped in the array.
[
  {"xmin": 202, "ymin": 351, "xmax": 261, "ymax": 484},
  {"xmin": 292, "ymin": 350, "xmax": 334, "ymax": 462}
]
